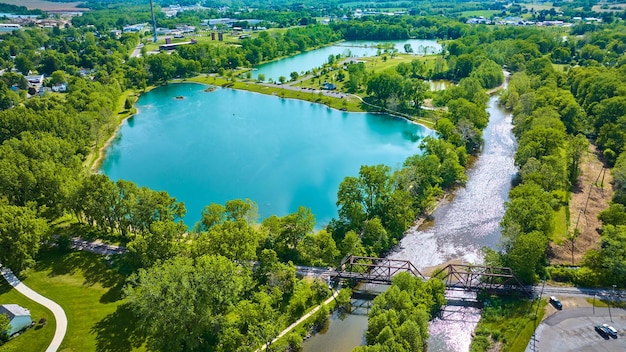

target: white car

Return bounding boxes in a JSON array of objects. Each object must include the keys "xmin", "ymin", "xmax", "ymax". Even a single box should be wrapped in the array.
[{"xmin": 602, "ymin": 324, "xmax": 618, "ymax": 338}]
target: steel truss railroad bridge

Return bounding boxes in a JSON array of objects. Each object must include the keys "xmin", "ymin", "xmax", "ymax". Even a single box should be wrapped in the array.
[{"xmin": 330, "ymin": 255, "xmax": 531, "ymax": 297}]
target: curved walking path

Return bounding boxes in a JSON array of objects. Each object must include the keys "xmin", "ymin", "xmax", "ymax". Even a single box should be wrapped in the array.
[
  {"xmin": 257, "ymin": 289, "xmax": 340, "ymax": 351},
  {"xmin": 1, "ymin": 266, "xmax": 67, "ymax": 352}
]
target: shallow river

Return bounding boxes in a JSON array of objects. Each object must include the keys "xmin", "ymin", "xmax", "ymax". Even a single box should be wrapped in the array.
[{"xmin": 304, "ymin": 86, "xmax": 516, "ymax": 351}]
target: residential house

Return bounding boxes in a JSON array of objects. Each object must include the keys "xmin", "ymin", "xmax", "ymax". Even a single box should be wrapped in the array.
[{"xmin": 0, "ymin": 304, "xmax": 32, "ymax": 336}]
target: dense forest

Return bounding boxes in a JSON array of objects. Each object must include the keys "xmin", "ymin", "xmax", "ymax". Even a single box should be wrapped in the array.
[{"xmin": 1, "ymin": 2, "xmax": 626, "ymax": 350}]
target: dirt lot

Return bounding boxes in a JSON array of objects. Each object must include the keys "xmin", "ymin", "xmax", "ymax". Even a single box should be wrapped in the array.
[
  {"xmin": 0, "ymin": 0, "xmax": 88, "ymax": 12},
  {"xmin": 550, "ymin": 144, "xmax": 613, "ymax": 265}
]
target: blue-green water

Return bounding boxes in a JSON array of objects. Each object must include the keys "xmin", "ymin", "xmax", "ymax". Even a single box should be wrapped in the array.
[
  {"xmin": 253, "ymin": 39, "xmax": 441, "ymax": 82},
  {"xmin": 101, "ymin": 83, "xmax": 432, "ymax": 227}
]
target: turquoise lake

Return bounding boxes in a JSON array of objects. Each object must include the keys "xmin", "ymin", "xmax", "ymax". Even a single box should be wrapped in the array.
[
  {"xmin": 253, "ymin": 39, "xmax": 441, "ymax": 82},
  {"xmin": 100, "ymin": 83, "xmax": 432, "ymax": 227}
]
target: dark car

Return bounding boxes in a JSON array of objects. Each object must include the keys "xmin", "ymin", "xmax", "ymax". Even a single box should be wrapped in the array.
[
  {"xmin": 595, "ymin": 325, "xmax": 611, "ymax": 339},
  {"xmin": 549, "ymin": 296, "xmax": 563, "ymax": 310}
]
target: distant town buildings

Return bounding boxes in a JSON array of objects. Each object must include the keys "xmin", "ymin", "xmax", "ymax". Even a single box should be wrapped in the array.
[
  {"xmin": 464, "ymin": 16, "xmax": 585, "ymax": 27},
  {"xmin": 162, "ymin": 4, "xmax": 208, "ymax": 18}
]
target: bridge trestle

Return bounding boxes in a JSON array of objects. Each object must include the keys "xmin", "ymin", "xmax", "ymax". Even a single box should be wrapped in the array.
[
  {"xmin": 331, "ymin": 255, "xmax": 425, "ymax": 285},
  {"xmin": 432, "ymin": 264, "xmax": 531, "ymax": 296}
]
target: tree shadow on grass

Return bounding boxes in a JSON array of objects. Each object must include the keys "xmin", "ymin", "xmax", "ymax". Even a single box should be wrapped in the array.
[
  {"xmin": 99, "ymin": 281, "xmax": 125, "ymax": 304},
  {"xmin": 0, "ymin": 279, "xmax": 13, "ymax": 295},
  {"xmin": 32, "ymin": 248, "xmax": 125, "ymax": 290},
  {"xmin": 91, "ymin": 303, "xmax": 146, "ymax": 352}
]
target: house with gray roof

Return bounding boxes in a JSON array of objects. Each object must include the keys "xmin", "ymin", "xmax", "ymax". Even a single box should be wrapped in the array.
[{"xmin": 0, "ymin": 304, "xmax": 32, "ymax": 336}]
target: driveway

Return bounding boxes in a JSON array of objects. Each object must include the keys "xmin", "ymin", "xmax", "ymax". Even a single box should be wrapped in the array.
[
  {"xmin": 1, "ymin": 266, "xmax": 67, "ymax": 352},
  {"xmin": 527, "ymin": 307, "xmax": 626, "ymax": 351}
]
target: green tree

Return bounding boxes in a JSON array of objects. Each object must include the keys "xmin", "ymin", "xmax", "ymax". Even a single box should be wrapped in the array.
[
  {"xmin": 14, "ymin": 54, "xmax": 33, "ymax": 75},
  {"xmin": 0, "ymin": 200, "xmax": 48, "ymax": 272},
  {"xmin": 452, "ymin": 54, "xmax": 474, "ymax": 79},
  {"xmin": 297, "ymin": 230, "xmax": 339, "ymax": 266},
  {"xmin": 358, "ymin": 273, "xmax": 445, "ymax": 352},
  {"xmin": 599, "ymin": 204, "xmax": 626, "ymax": 226},
  {"xmin": 0, "ymin": 313, "xmax": 9, "ymax": 343},
  {"xmin": 583, "ymin": 225, "xmax": 626, "ymax": 286},
  {"xmin": 126, "ymin": 220, "xmax": 186, "ymax": 269},
  {"xmin": 50, "ymin": 70, "xmax": 67, "ymax": 85},
  {"xmin": 366, "ymin": 72, "xmax": 403, "ymax": 107},
  {"xmin": 124, "ymin": 255, "xmax": 249, "ymax": 352},
  {"xmin": 501, "ymin": 183, "xmax": 554, "ymax": 238},
  {"xmin": 503, "ymin": 231, "xmax": 548, "ymax": 284}
]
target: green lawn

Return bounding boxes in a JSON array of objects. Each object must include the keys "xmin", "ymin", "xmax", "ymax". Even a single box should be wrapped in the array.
[
  {"xmin": 18, "ymin": 249, "xmax": 145, "ymax": 352},
  {"xmin": 460, "ymin": 10, "xmax": 500, "ymax": 18},
  {"xmin": 0, "ymin": 280, "xmax": 55, "ymax": 352},
  {"xmin": 471, "ymin": 297, "xmax": 547, "ymax": 352},
  {"xmin": 187, "ymin": 76, "xmax": 365, "ymax": 112},
  {"xmin": 520, "ymin": 2, "xmax": 559, "ymax": 11},
  {"xmin": 586, "ymin": 297, "xmax": 626, "ymax": 309},
  {"xmin": 551, "ymin": 206, "xmax": 569, "ymax": 245}
]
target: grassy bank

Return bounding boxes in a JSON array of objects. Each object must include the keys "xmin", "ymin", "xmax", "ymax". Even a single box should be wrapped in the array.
[
  {"xmin": 187, "ymin": 74, "xmax": 438, "ymax": 129},
  {"xmin": 470, "ymin": 296, "xmax": 547, "ymax": 352},
  {"xmin": 267, "ymin": 288, "xmax": 341, "ymax": 351},
  {"xmin": 188, "ymin": 75, "xmax": 365, "ymax": 112},
  {"xmin": 84, "ymin": 89, "xmax": 138, "ymax": 172}
]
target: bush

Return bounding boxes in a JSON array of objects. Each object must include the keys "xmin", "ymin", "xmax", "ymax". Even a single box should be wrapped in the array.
[
  {"xmin": 574, "ymin": 266, "xmax": 600, "ymax": 287},
  {"xmin": 470, "ymin": 335, "xmax": 491, "ymax": 351},
  {"xmin": 547, "ymin": 266, "xmax": 576, "ymax": 283}
]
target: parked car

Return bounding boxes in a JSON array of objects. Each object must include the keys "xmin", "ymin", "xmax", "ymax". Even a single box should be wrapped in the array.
[
  {"xmin": 603, "ymin": 324, "xmax": 618, "ymax": 338},
  {"xmin": 549, "ymin": 296, "xmax": 563, "ymax": 310},
  {"xmin": 595, "ymin": 325, "xmax": 611, "ymax": 339}
]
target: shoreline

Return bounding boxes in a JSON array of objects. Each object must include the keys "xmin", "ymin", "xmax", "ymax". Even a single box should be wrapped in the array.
[
  {"xmin": 89, "ymin": 108, "xmax": 135, "ymax": 173},
  {"xmin": 88, "ymin": 85, "xmax": 161, "ymax": 173}
]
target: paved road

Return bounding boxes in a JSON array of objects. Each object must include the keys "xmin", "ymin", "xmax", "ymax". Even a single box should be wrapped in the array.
[
  {"xmin": 533, "ymin": 284, "xmax": 626, "ymax": 300},
  {"xmin": 130, "ymin": 42, "xmax": 143, "ymax": 58},
  {"xmin": 69, "ymin": 237, "xmax": 126, "ymax": 255},
  {"xmin": 1, "ymin": 266, "xmax": 67, "ymax": 352}
]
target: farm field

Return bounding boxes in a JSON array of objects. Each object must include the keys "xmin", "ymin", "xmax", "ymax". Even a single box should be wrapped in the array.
[{"xmin": 0, "ymin": 0, "xmax": 88, "ymax": 12}]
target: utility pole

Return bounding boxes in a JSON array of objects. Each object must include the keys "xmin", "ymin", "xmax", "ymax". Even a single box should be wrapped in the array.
[
  {"xmin": 532, "ymin": 279, "xmax": 546, "ymax": 351},
  {"xmin": 149, "ymin": 0, "xmax": 157, "ymax": 43},
  {"xmin": 611, "ymin": 284, "xmax": 617, "ymax": 322}
]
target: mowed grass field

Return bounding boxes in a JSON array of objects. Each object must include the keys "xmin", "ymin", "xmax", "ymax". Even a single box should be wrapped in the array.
[
  {"xmin": 15, "ymin": 248, "xmax": 145, "ymax": 352},
  {"xmin": 0, "ymin": 279, "xmax": 55, "ymax": 352},
  {"xmin": 0, "ymin": 0, "xmax": 88, "ymax": 11}
]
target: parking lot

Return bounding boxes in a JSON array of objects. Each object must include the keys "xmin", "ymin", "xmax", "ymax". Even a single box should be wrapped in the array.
[{"xmin": 528, "ymin": 307, "xmax": 626, "ymax": 351}]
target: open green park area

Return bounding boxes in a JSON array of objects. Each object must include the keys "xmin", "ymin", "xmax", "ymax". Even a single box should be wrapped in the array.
[
  {"xmin": 1, "ymin": 249, "xmax": 144, "ymax": 352},
  {"xmin": 0, "ymin": 281, "xmax": 55, "ymax": 352}
]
